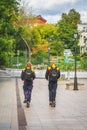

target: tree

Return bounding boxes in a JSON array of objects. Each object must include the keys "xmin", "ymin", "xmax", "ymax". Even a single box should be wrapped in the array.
[
  {"xmin": 14, "ymin": 8, "xmax": 41, "ymax": 54},
  {"xmin": 0, "ymin": 0, "xmax": 19, "ymax": 67},
  {"xmin": 62, "ymin": 9, "xmax": 81, "ymax": 24},
  {"xmin": 51, "ymin": 40, "xmax": 64, "ymax": 56},
  {"xmin": 56, "ymin": 9, "xmax": 80, "ymax": 54},
  {"xmin": 32, "ymin": 41, "xmax": 48, "ymax": 54},
  {"xmin": 35, "ymin": 24, "xmax": 64, "ymax": 56}
]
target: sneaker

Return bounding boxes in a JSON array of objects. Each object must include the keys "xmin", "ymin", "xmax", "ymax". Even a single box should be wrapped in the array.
[
  {"xmin": 52, "ymin": 103, "xmax": 56, "ymax": 107},
  {"xmin": 26, "ymin": 101, "xmax": 30, "ymax": 108},
  {"xmin": 51, "ymin": 101, "xmax": 56, "ymax": 107},
  {"xmin": 23, "ymin": 99, "xmax": 27, "ymax": 103},
  {"xmin": 49, "ymin": 101, "xmax": 52, "ymax": 106}
]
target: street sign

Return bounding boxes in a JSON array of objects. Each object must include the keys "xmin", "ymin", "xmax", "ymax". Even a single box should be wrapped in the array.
[
  {"xmin": 64, "ymin": 58, "xmax": 68, "ymax": 63},
  {"xmin": 64, "ymin": 53, "xmax": 68, "ymax": 63}
]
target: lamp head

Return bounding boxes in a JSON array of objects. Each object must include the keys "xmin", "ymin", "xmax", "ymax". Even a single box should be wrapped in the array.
[{"xmin": 74, "ymin": 33, "xmax": 78, "ymax": 39}]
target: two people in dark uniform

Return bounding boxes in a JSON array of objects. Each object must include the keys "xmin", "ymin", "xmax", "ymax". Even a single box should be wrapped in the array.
[{"xmin": 21, "ymin": 62, "xmax": 60, "ymax": 108}]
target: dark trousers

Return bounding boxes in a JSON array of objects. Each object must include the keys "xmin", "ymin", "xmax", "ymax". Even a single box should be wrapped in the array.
[
  {"xmin": 48, "ymin": 82, "xmax": 57, "ymax": 102},
  {"xmin": 23, "ymin": 82, "xmax": 33, "ymax": 102}
]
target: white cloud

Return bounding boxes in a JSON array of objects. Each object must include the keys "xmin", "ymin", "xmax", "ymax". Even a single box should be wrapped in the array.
[
  {"xmin": 80, "ymin": 11, "xmax": 87, "ymax": 23},
  {"xmin": 19, "ymin": 0, "xmax": 87, "ymax": 24},
  {"xmin": 45, "ymin": 11, "xmax": 87, "ymax": 24},
  {"xmin": 20, "ymin": 0, "xmax": 76, "ymax": 10},
  {"xmin": 44, "ymin": 14, "xmax": 61, "ymax": 24}
]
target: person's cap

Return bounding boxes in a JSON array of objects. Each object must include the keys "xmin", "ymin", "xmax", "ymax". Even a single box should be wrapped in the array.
[
  {"xmin": 26, "ymin": 62, "xmax": 31, "ymax": 68},
  {"xmin": 47, "ymin": 66, "xmax": 51, "ymax": 70},
  {"xmin": 51, "ymin": 63, "xmax": 56, "ymax": 68}
]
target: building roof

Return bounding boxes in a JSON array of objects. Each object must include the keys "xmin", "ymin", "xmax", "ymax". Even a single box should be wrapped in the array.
[{"xmin": 37, "ymin": 15, "xmax": 47, "ymax": 24}]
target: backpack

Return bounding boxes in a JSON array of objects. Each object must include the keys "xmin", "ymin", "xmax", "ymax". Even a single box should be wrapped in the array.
[
  {"xmin": 49, "ymin": 69, "xmax": 58, "ymax": 82},
  {"xmin": 24, "ymin": 69, "xmax": 33, "ymax": 81}
]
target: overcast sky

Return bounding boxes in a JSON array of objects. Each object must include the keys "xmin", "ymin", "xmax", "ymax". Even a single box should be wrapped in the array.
[{"xmin": 19, "ymin": 0, "xmax": 87, "ymax": 24}]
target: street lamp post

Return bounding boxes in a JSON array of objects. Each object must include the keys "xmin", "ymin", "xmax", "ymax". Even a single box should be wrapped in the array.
[
  {"xmin": 16, "ymin": 50, "xmax": 19, "ymax": 69},
  {"xmin": 48, "ymin": 38, "xmax": 51, "ymax": 66},
  {"xmin": 73, "ymin": 33, "xmax": 78, "ymax": 90},
  {"xmin": 48, "ymin": 43, "xmax": 50, "ymax": 66}
]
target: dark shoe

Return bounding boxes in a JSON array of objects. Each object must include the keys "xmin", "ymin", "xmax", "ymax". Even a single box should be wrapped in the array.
[
  {"xmin": 51, "ymin": 103, "xmax": 55, "ymax": 107},
  {"xmin": 23, "ymin": 99, "xmax": 27, "ymax": 103},
  {"xmin": 26, "ymin": 101, "xmax": 30, "ymax": 108},
  {"xmin": 49, "ymin": 101, "xmax": 52, "ymax": 106},
  {"xmin": 51, "ymin": 101, "xmax": 56, "ymax": 107}
]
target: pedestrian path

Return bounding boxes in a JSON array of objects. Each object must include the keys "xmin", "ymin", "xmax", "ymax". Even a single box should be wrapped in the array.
[
  {"xmin": 18, "ymin": 78, "xmax": 87, "ymax": 130},
  {"xmin": 0, "ymin": 78, "xmax": 18, "ymax": 130},
  {"xmin": 0, "ymin": 78, "xmax": 87, "ymax": 130}
]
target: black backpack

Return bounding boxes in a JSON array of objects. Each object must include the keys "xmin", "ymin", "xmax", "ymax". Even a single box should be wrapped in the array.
[
  {"xmin": 49, "ymin": 69, "xmax": 58, "ymax": 82},
  {"xmin": 24, "ymin": 69, "xmax": 33, "ymax": 81}
]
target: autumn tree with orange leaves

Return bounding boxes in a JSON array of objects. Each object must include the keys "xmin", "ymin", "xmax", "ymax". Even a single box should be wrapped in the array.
[{"xmin": 32, "ymin": 41, "xmax": 48, "ymax": 55}]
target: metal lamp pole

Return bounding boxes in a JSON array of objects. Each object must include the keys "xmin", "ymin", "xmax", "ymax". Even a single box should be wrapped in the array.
[
  {"xmin": 48, "ymin": 37, "xmax": 52, "ymax": 66},
  {"xmin": 73, "ymin": 33, "xmax": 78, "ymax": 90},
  {"xmin": 48, "ymin": 42, "xmax": 50, "ymax": 66}
]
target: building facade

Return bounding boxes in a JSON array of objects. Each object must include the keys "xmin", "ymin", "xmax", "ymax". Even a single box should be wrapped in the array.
[{"xmin": 77, "ymin": 23, "xmax": 87, "ymax": 54}]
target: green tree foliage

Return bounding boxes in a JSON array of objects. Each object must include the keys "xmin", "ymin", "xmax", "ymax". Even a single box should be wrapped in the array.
[
  {"xmin": 35, "ymin": 24, "xmax": 64, "ymax": 56},
  {"xmin": 0, "ymin": 0, "xmax": 19, "ymax": 67},
  {"xmin": 28, "ymin": 27, "xmax": 41, "ymax": 48},
  {"xmin": 51, "ymin": 41, "xmax": 64, "ymax": 56},
  {"xmin": 57, "ymin": 9, "xmax": 80, "ymax": 54},
  {"xmin": 36, "ymin": 24, "xmax": 57, "ymax": 40},
  {"xmin": 62, "ymin": 9, "xmax": 81, "ymax": 24},
  {"xmin": 15, "ymin": 8, "xmax": 41, "ymax": 51},
  {"xmin": 32, "ymin": 50, "xmax": 45, "ymax": 65}
]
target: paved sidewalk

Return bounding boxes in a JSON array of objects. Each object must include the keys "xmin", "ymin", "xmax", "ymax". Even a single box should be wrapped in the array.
[
  {"xmin": 0, "ymin": 78, "xmax": 87, "ymax": 130},
  {"xmin": 0, "ymin": 78, "xmax": 18, "ymax": 130},
  {"xmin": 19, "ymin": 78, "xmax": 87, "ymax": 130}
]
